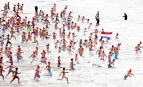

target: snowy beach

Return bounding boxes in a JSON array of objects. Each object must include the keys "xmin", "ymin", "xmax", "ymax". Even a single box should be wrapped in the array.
[{"xmin": 0, "ymin": 0, "xmax": 143, "ymax": 87}]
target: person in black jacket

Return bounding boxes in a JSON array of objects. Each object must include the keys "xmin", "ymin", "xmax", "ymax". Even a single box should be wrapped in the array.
[
  {"xmin": 96, "ymin": 16, "xmax": 100, "ymax": 26},
  {"xmin": 35, "ymin": 6, "xmax": 38, "ymax": 13},
  {"xmin": 95, "ymin": 11, "xmax": 100, "ymax": 26},
  {"xmin": 123, "ymin": 13, "xmax": 127, "ymax": 20}
]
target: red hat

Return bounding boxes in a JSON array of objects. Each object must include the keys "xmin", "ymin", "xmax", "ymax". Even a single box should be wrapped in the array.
[
  {"xmin": 116, "ymin": 33, "xmax": 119, "ymax": 36},
  {"xmin": 0, "ymin": 66, "xmax": 2, "ymax": 68},
  {"xmin": 47, "ymin": 44, "xmax": 49, "ymax": 46},
  {"xmin": 37, "ymin": 65, "xmax": 40, "ymax": 68},
  {"xmin": 10, "ymin": 62, "xmax": 13, "ymax": 65},
  {"xmin": 48, "ymin": 62, "xmax": 50, "ymax": 64},
  {"xmin": 129, "ymin": 69, "xmax": 132, "ymax": 72},
  {"xmin": 70, "ymin": 40, "xmax": 73, "ymax": 43},
  {"xmin": 23, "ymin": 32, "xmax": 26, "ymax": 34},
  {"xmin": 10, "ymin": 52, "xmax": 12, "ymax": 54}
]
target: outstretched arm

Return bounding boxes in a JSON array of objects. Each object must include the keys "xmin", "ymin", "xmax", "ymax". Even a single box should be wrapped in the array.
[
  {"xmin": 96, "ymin": 50, "xmax": 99, "ymax": 54},
  {"xmin": 59, "ymin": 71, "xmax": 63, "ymax": 76},
  {"xmin": 131, "ymin": 73, "xmax": 134, "ymax": 76},
  {"xmin": 28, "ymin": 54, "xmax": 32, "ymax": 58},
  {"xmin": 18, "ymin": 72, "xmax": 21, "ymax": 74},
  {"xmin": 5, "ymin": 66, "xmax": 10, "ymax": 69}
]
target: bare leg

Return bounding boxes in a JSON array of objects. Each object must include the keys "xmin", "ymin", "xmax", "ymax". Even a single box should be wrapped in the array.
[
  {"xmin": 10, "ymin": 43, "xmax": 12, "ymax": 48},
  {"xmin": 34, "ymin": 76, "xmax": 36, "ymax": 80},
  {"xmin": 57, "ymin": 77, "xmax": 63, "ymax": 80},
  {"xmin": 26, "ymin": 40, "xmax": 28, "ymax": 43},
  {"xmin": 18, "ymin": 77, "xmax": 20, "ymax": 84},
  {"xmin": 66, "ymin": 78, "xmax": 69, "ymax": 84},
  {"xmin": 98, "ymin": 65, "xmax": 102, "ymax": 67},
  {"xmin": 30, "ymin": 62, "xmax": 32, "ymax": 64},
  {"xmin": 14, "ymin": 36, "xmax": 16, "ymax": 40},
  {"xmin": 34, "ymin": 76, "xmax": 39, "ymax": 81},
  {"xmin": 21, "ymin": 57, "xmax": 23, "ymax": 61},
  {"xmin": 10, "ymin": 78, "xmax": 15, "ymax": 84},
  {"xmin": 17, "ymin": 59, "xmax": 19, "ymax": 63},
  {"xmin": 2, "ymin": 75, "xmax": 4, "ymax": 80},
  {"xmin": 30, "ymin": 59, "xmax": 34, "ymax": 64},
  {"xmin": 5, "ymin": 72, "xmax": 10, "ymax": 77}
]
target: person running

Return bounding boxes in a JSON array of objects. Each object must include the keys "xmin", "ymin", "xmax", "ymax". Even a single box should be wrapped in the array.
[
  {"xmin": 108, "ymin": 59, "xmax": 115, "ymax": 68},
  {"xmin": 32, "ymin": 36, "xmax": 38, "ymax": 45},
  {"xmin": 46, "ymin": 62, "xmax": 52, "ymax": 76},
  {"xmin": 70, "ymin": 58, "xmax": 75, "ymax": 70},
  {"xmin": 0, "ymin": 57, "xmax": 4, "ymax": 66},
  {"xmin": 5, "ymin": 63, "xmax": 15, "ymax": 77},
  {"xmin": 29, "ymin": 51, "xmax": 37, "ymax": 64},
  {"xmin": 58, "ymin": 67, "xmax": 69, "ymax": 84},
  {"xmin": 34, "ymin": 65, "xmax": 40, "ymax": 81},
  {"xmin": 57, "ymin": 56, "xmax": 62, "ymax": 68},
  {"xmin": 124, "ymin": 69, "xmax": 134, "ymax": 80},
  {"xmin": 0, "ymin": 65, "xmax": 4, "ymax": 80},
  {"xmin": 10, "ymin": 67, "xmax": 21, "ymax": 84}
]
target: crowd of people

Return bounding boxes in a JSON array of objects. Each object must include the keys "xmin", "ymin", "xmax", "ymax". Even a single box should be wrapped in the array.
[{"xmin": 0, "ymin": 1, "xmax": 138, "ymax": 84}]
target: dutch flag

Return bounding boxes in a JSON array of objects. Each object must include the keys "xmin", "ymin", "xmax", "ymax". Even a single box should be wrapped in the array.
[{"xmin": 101, "ymin": 32, "xmax": 112, "ymax": 39}]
